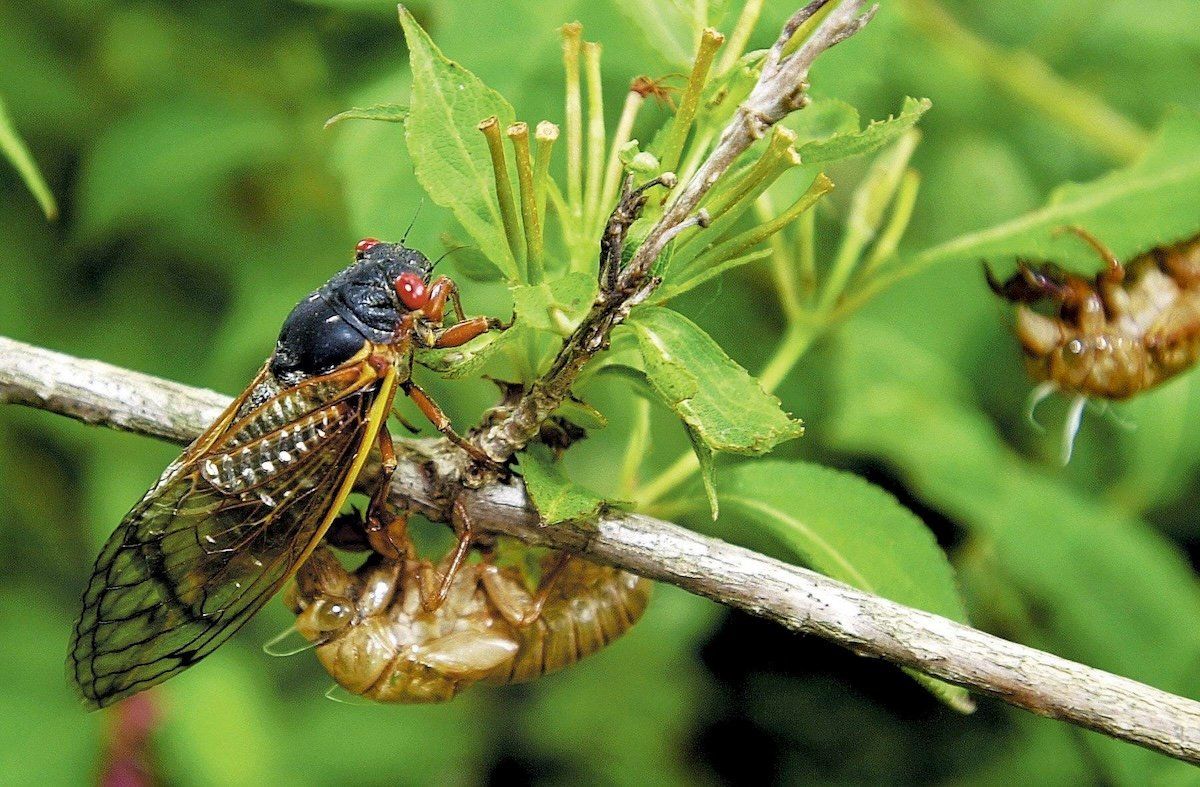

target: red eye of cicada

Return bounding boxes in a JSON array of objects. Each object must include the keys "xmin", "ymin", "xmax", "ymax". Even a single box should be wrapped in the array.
[
  {"xmin": 355, "ymin": 237, "xmax": 381, "ymax": 256},
  {"xmin": 395, "ymin": 271, "xmax": 429, "ymax": 310}
]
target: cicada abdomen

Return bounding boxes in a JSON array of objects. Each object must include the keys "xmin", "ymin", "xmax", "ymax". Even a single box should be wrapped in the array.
[
  {"xmin": 285, "ymin": 546, "xmax": 652, "ymax": 704},
  {"xmin": 986, "ymin": 228, "xmax": 1200, "ymax": 460}
]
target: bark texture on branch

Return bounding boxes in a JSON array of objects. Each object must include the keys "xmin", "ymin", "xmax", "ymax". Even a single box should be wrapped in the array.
[{"xmin": 3, "ymin": 335, "xmax": 1199, "ymax": 765}]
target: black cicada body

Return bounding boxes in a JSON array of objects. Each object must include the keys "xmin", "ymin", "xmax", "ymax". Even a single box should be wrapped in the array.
[{"xmin": 69, "ymin": 238, "xmax": 501, "ymax": 709}]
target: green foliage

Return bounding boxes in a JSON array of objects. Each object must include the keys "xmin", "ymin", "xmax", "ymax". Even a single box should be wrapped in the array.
[
  {"xmin": 398, "ymin": 6, "xmax": 519, "ymax": 280},
  {"xmin": 686, "ymin": 424, "xmax": 719, "ymax": 518},
  {"xmin": 626, "ymin": 306, "xmax": 804, "ymax": 454},
  {"xmin": 0, "ymin": 93, "xmax": 56, "ymax": 219},
  {"xmin": 907, "ymin": 108, "xmax": 1200, "ymax": 275},
  {"xmin": 609, "ymin": 0, "xmax": 722, "ymax": 68},
  {"xmin": 76, "ymin": 99, "xmax": 292, "ymax": 246},
  {"xmin": 324, "ymin": 103, "xmax": 408, "ymax": 128},
  {"xmin": 793, "ymin": 96, "xmax": 932, "ymax": 164},
  {"xmin": 519, "ymin": 443, "xmax": 607, "ymax": 524},
  {"xmin": 720, "ymin": 460, "xmax": 973, "ymax": 711},
  {"xmin": 826, "ymin": 319, "xmax": 1200, "ymax": 780},
  {"xmin": 510, "ymin": 271, "xmax": 596, "ymax": 334},
  {"xmin": 418, "ymin": 324, "xmax": 525, "ymax": 379},
  {"xmin": 651, "ymin": 247, "xmax": 772, "ymax": 302}
]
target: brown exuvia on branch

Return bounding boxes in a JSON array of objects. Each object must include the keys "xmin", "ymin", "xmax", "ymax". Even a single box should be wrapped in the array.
[{"xmin": 287, "ymin": 543, "xmax": 651, "ymax": 703}]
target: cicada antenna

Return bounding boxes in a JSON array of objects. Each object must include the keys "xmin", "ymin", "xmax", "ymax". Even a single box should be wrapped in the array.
[
  {"xmin": 431, "ymin": 244, "xmax": 474, "ymax": 270},
  {"xmin": 402, "ymin": 197, "xmax": 426, "ymax": 245}
]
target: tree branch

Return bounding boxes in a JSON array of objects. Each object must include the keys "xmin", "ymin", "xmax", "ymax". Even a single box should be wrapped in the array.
[{"xmin": 3, "ymin": 334, "xmax": 1199, "ymax": 765}]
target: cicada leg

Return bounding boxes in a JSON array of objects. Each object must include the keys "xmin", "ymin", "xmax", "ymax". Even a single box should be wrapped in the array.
[
  {"xmin": 1055, "ymin": 225, "xmax": 1124, "ymax": 285},
  {"xmin": 424, "ymin": 276, "xmax": 509, "ymax": 346},
  {"xmin": 479, "ymin": 550, "xmax": 572, "ymax": 627},
  {"xmin": 433, "ymin": 317, "xmax": 494, "ymax": 349},
  {"xmin": 363, "ymin": 425, "xmax": 414, "ymax": 561},
  {"xmin": 984, "ymin": 259, "xmax": 1070, "ymax": 304},
  {"xmin": 1055, "ymin": 225, "xmax": 1128, "ymax": 318},
  {"xmin": 401, "ymin": 379, "xmax": 498, "ymax": 467},
  {"xmin": 422, "ymin": 497, "xmax": 477, "ymax": 612}
]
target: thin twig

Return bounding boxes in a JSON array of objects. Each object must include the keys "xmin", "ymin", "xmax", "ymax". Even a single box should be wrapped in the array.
[{"xmin": 2, "ymin": 335, "xmax": 1199, "ymax": 765}]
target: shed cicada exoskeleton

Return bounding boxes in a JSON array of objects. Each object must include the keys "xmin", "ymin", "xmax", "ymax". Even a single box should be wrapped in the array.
[
  {"xmin": 69, "ymin": 238, "xmax": 504, "ymax": 709},
  {"xmin": 284, "ymin": 528, "xmax": 653, "ymax": 703},
  {"xmin": 986, "ymin": 227, "xmax": 1200, "ymax": 460}
]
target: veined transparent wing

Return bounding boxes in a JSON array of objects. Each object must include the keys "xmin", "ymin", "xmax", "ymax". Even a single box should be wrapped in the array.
[{"xmin": 69, "ymin": 360, "xmax": 396, "ymax": 708}]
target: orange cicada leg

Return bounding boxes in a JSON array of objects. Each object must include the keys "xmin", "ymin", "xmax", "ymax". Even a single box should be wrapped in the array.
[
  {"xmin": 401, "ymin": 379, "xmax": 495, "ymax": 466},
  {"xmin": 433, "ymin": 317, "xmax": 493, "ymax": 348},
  {"xmin": 423, "ymin": 497, "xmax": 477, "ymax": 612},
  {"xmin": 421, "ymin": 276, "xmax": 466, "ymax": 324},
  {"xmin": 363, "ymin": 425, "xmax": 413, "ymax": 561}
]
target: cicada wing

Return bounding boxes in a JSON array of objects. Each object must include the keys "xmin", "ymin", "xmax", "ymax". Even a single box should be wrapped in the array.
[{"xmin": 69, "ymin": 360, "xmax": 397, "ymax": 709}]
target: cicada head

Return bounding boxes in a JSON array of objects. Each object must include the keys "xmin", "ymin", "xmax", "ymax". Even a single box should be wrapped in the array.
[
  {"xmin": 289, "ymin": 546, "xmax": 359, "ymax": 643},
  {"xmin": 332, "ymin": 238, "xmax": 435, "ymax": 332},
  {"xmin": 270, "ymin": 239, "xmax": 435, "ymax": 382}
]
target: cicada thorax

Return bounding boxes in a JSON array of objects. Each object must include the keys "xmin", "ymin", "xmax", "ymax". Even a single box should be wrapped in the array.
[
  {"xmin": 287, "ymin": 547, "xmax": 652, "ymax": 704},
  {"xmin": 991, "ymin": 231, "xmax": 1200, "ymax": 400}
]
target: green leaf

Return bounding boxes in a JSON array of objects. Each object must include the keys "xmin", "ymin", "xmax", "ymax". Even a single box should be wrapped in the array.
[
  {"xmin": 652, "ymin": 248, "xmax": 773, "ymax": 302},
  {"xmin": 720, "ymin": 460, "xmax": 973, "ymax": 711},
  {"xmin": 686, "ymin": 424, "xmax": 719, "ymax": 519},
  {"xmin": 518, "ymin": 443, "xmax": 607, "ymax": 524},
  {"xmin": 610, "ymin": 0, "xmax": 705, "ymax": 68},
  {"xmin": 554, "ymin": 397, "xmax": 609, "ymax": 430},
  {"xmin": 0, "ymin": 93, "xmax": 56, "ymax": 219},
  {"xmin": 398, "ymin": 6, "xmax": 518, "ymax": 280},
  {"xmin": 783, "ymin": 96, "xmax": 860, "ymax": 144},
  {"xmin": 510, "ymin": 271, "xmax": 596, "ymax": 335},
  {"xmin": 441, "ymin": 229, "xmax": 506, "ymax": 282},
  {"xmin": 324, "ymin": 103, "xmax": 408, "ymax": 128},
  {"xmin": 793, "ymin": 96, "xmax": 931, "ymax": 165},
  {"xmin": 907, "ymin": 107, "xmax": 1200, "ymax": 275},
  {"xmin": 625, "ymin": 306, "xmax": 804, "ymax": 453},
  {"xmin": 827, "ymin": 317, "xmax": 1200, "ymax": 779}
]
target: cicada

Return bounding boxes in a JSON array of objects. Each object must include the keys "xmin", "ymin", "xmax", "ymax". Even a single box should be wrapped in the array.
[
  {"xmin": 986, "ymin": 226, "xmax": 1200, "ymax": 459},
  {"xmin": 285, "ymin": 533, "xmax": 652, "ymax": 704},
  {"xmin": 69, "ymin": 238, "xmax": 504, "ymax": 709}
]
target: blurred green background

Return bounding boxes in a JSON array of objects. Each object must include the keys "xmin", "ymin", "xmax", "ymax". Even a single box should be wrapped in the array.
[{"xmin": 3, "ymin": 0, "xmax": 1199, "ymax": 784}]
